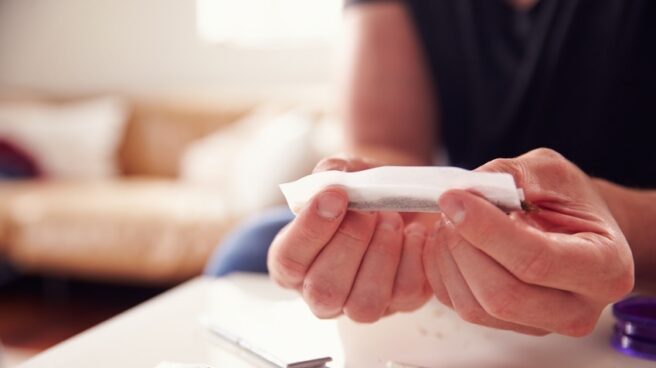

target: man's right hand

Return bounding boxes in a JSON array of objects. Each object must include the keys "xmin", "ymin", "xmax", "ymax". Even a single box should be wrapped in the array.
[{"xmin": 268, "ymin": 156, "xmax": 432, "ymax": 323}]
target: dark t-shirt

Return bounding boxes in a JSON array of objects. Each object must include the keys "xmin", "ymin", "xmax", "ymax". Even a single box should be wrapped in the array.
[{"xmin": 346, "ymin": 0, "xmax": 656, "ymax": 187}]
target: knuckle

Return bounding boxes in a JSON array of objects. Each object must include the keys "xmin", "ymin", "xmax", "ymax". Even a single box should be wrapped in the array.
[
  {"xmin": 313, "ymin": 312, "xmax": 340, "ymax": 320},
  {"xmin": 456, "ymin": 305, "xmax": 488, "ymax": 325},
  {"xmin": 481, "ymin": 281, "xmax": 522, "ymax": 321},
  {"xmin": 433, "ymin": 289, "xmax": 453, "ymax": 307},
  {"xmin": 271, "ymin": 253, "xmax": 307, "ymax": 286},
  {"xmin": 314, "ymin": 157, "xmax": 346, "ymax": 173},
  {"xmin": 524, "ymin": 329, "xmax": 550, "ymax": 337},
  {"xmin": 404, "ymin": 222, "xmax": 427, "ymax": 238},
  {"xmin": 368, "ymin": 238, "xmax": 402, "ymax": 259},
  {"xmin": 487, "ymin": 158, "xmax": 515, "ymax": 170},
  {"xmin": 380, "ymin": 211, "xmax": 404, "ymax": 229},
  {"xmin": 563, "ymin": 315, "xmax": 598, "ymax": 337},
  {"xmin": 605, "ymin": 246, "xmax": 635, "ymax": 300},
  {"xmin": 344, "ymin": 294, "xmax": 388, "ymax": 323},
  {"xmin": 559, "ymin": 305, "xmax": 602, "ymax": 337},
  {"xmin": 525, "ymin": 148, "xmax": 578, "ymax": 179},
  {"xmin": 392, "ymin": 298, "xmax": 429, "ymax": 313},
  {"xmin": 302, "ymin": 277, "xmax": 345, "ymax": 317},
  {"xmin": 607, "ymin": 268, "xmax": 635, "ymax": 301},
  {"xmin": 479, "ymin": 158, "xmax": 523, "ymax": 179},
  {"xmin": 335, "ymin": 222, "xmax": 372, "ymax": 245},
  {"xmin": 543, "ymin": 159, "xmax": 572, "ymax": 179},
  {"xmin": 529, "ymin": 147, "xmax": 563, "ymax": 160},
  {"xmin": 392, "ymin": 283, "xmax": 426, "ymax": 309},
  {"xmin": 345, "ymin": 157, "xmax": 372, "ymax": 172},
  {"xmin": 345, "ymin": 311, "xmax": 380, "ymax": 324}
]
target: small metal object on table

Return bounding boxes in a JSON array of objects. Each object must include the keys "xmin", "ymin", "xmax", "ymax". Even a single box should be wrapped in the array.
[{"xmin": 204, "ymin": 323, "xmax": 331, "ymax": 368}]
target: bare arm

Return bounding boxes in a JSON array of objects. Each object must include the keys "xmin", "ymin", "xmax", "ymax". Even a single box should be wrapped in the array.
[
  {"xmin": 338, "ymin": 2, "xmax": 439, "ymax": 166},
  {"xmin": 593, "ymin": 180, "xmax": 656, "ymax": 292}
]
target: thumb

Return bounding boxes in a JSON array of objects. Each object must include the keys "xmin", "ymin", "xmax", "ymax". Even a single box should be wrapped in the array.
[{"xmin": 437, "ymin": 189, "xmax": 548, "ymax": 276}]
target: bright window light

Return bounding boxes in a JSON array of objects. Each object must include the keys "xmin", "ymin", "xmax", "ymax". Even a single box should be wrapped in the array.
[{"xmin": 196, "ymin": 0, "xmax": 343, "ymax": 47}]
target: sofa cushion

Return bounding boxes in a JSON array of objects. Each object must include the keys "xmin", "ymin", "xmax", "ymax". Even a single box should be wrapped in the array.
[
  {"xmin": 118, "ymin": 100, "xmax": 253, "ymax": 177},
  {"xmin": 180, "ymin": 107, "xmax": 343, "ymax": 215},
  {"xmin": 0, "ymin": 97, "xmax": 129, "ymax": 179},
  {"xmin": 3, "ymin": 180, "xmax": 237, "ymax": 284}
]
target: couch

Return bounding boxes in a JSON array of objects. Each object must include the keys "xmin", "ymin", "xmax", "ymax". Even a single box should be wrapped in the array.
[{"xmin": 0, "ymin": 96, "xmax": 337, "ymax": 285}]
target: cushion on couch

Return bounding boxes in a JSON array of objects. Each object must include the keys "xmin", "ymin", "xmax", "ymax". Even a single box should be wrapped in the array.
[
  {"xmin": 118, "ymin": 100, "xmax": 253, "ymax": 177},
  {"xmin": 0, "ymin": 97, "xmax": 129, "ymax": 179},
  {"xmin": 1, "ymin": 180, "xmax": 238, "ymax": 284},
  {"xmin": 180, "ymin": 107, "xmax": 343, "ymax": 214}
]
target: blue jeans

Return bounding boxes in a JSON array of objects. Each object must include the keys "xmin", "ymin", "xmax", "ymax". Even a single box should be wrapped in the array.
[{"xmin": 204, "ymin": 207, "xmax": 294, "ymax": 277}]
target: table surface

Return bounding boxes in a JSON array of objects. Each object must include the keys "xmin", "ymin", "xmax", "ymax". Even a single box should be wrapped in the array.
[{"xmin": 17, "ymin": 275, "xmax": 656, "ymax": 368}]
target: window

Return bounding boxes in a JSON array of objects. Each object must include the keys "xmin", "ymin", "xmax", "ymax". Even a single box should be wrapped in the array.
[{"xmin": 196, "ymin": 0, "xmax": 343, "ymax": 47}]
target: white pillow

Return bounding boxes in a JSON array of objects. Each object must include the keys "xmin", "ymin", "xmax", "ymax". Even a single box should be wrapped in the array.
[
  {"xmin": 180, "ymin": 108, "xmax": 343, "ymax": 214},
  {"xmin": 179, "ymin": 106, "xmax": 283, "ymax": 192},
  {"xmin": 0, "ymin": 97, "xmax": 129, "ymax": 179}
]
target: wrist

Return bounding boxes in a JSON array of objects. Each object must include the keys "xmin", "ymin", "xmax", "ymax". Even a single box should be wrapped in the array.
[
  {"xmin": 593, "ymin": 178, "xmax": 656, "ymax": 292},
  {"xmin": 592, "ymin": 179, "xmax": 633, "ymax": 240}
]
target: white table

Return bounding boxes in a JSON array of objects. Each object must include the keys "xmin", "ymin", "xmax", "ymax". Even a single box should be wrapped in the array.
[{"xmin": 17, "ymin": 275, "xmax": 655, "ymax": 368}]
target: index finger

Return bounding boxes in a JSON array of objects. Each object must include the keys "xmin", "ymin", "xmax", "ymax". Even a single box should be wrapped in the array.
[{"xmin": 268, "ymin": 187, "xmax": 348, "ymax": 288}]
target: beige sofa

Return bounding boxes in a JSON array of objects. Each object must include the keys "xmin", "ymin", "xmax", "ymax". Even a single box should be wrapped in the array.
[{"xmin": 0, "ymin": 99, "xmax": 254, "ymax": 285}]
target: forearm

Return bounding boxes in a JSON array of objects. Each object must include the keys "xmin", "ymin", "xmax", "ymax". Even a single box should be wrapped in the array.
[
  {"xmin": 593, "ymin": 179, "xmax": 656, "ymax": 292},
  {"xmin": 339, "ymin": 2, "xmax": 438, "ymax": 168}
]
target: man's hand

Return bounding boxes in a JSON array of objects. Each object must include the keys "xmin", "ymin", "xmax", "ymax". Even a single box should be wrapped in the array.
[
  {"xmin": 423, "ymin": 148, "xmax": 635, "ymax": 336},
  {"xmin": 268, "ymin": 156, "xmax": 432, "ymax": 322}
]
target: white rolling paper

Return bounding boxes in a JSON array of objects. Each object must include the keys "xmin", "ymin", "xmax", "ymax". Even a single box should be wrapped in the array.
[{"xmin": 280, "ymin": 166, "xmax": 524, "ymax": 214}]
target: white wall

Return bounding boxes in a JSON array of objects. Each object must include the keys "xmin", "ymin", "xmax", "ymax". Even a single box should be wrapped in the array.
[{"xmin": 0, "ymin": 0, "xmax": 336, "ymax": 103}]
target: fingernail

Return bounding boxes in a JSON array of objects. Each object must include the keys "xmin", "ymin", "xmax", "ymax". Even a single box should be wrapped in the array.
[
  {"xmin": 379, "ymin": 212, "xmax": 401, "ymax": 231},
  {"xmin": 438, "ymin": 194, "xmax": 465, "ymax": 224},
  {"xmin": 404, "ymin": 223, "xmax": 426, "ymax": 237},
  {"xmin": 317, "ymin": 191, "xmax": 345, "ymax": 219}
]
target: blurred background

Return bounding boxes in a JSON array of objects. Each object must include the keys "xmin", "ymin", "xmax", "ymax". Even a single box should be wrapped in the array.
[{"xmin": 0, "ymin": 0, "xmax": 344, "ymax": 365}]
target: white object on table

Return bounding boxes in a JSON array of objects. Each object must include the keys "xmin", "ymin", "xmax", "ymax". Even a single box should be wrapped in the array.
[
  {"xmin": 16, "ymin": 274, "xmax": 656, "ymax": 368},
  {"xmin": 203, "ymin": 276, "xmax": 343, "ymax": 367},
  {"xmin": 280, "ymin": 166, "xmax": 524, "ymax": 214}
]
